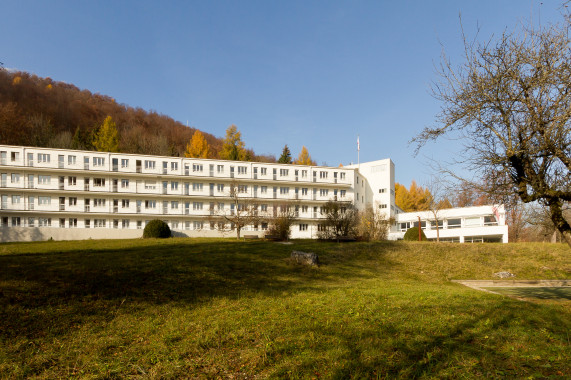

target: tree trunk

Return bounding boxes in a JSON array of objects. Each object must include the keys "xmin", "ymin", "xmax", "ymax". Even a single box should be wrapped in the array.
[
  {"xmin": 236, "ymin": 227, "xmax": 241, "ymax": 240},
  {"xmin": 548, "ymin": 200, "xmax": 571, "ymax": 248}
]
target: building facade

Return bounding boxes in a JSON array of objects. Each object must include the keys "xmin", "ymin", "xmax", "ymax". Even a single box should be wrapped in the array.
[{"xmin": 0, "ymin": 144, "xmax": 508, "ymax": 242}]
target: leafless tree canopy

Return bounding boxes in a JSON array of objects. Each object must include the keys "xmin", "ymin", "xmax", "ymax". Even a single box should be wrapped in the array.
[{"xmin": 413, "ymin": 24, "xmax": 571, "ymax": 247}]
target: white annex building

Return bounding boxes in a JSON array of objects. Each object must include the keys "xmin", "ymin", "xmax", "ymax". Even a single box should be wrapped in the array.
[{"xmin": 0, "ymin": 145, "xmax": 508, "ymax": 243}]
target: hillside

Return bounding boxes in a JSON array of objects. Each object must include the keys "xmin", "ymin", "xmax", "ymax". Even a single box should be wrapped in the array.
[{"xmin": 0, "ymin": 69, "xmax": 273, "ymax": 161}]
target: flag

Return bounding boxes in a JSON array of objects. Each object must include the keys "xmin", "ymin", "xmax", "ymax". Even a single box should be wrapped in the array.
[{"xmin": 357, "ymin": 136, "xmax": 360, "ymax": 151}]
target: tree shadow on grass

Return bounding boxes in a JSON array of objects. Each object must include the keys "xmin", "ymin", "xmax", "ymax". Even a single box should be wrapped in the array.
[
  {"xmin": 0, "ymin": 240, "xmax": 400, "ymax": 340},
  {"xmin": 272, "ymin": 298, "xmax": 570, "ymax": 378}
]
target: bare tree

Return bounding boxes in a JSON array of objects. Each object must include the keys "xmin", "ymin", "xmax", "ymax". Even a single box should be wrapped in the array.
[
  {"xmin": 413, "ymin": 23, "xmax": 571, "ymax": 248},
  {"xmin": 357, "ymin": 205, "xmax": 394, "ymax": 241},
  {"xmin": 214, "ymin": 180, "xmax": 261, "ymax": 239},
  {"xmin": 268, "ymin": 201, "xmax": 298, "ymax": 241},
  {"xmin": 425, "ymin": 179, "xmax": 452, "ymax": 242},
  {"xmin": 319, "ymin": 200, "xmax": 359, "ymax": 242}
]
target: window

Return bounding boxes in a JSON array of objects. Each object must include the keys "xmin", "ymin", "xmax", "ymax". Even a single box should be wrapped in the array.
[
  {"xmin": 280, "ymin": 169, "xmax": 288, "ymax": 177},
  {"xmin": 68, "ymin": 176, "xmax": 77, "ymax": 186},
  {"xmin": 171, "ymin": 182, "xmax": 179, "ymax": 191},
  {"xmin": 447, "ymin": 218, "xmax": 462, "ymax": 229},
  {"xmin": 93, "ymin": 178, "xmax": 105, "ymax": 187},
  {"xmin": 171, "ymin": 162, "xmax": 178, "ymax": 171},
  {"xmin": 171, "ymin": 201, "xmax": 179, "ymax": 209},
  {"xmin": 171, "ymin": 221, "xmax": 179, "ymax": 229},
  {"xmin": 261, "ymin": 204, "xmax": 268, "ymax": 212},
  {"xmin": 340, "ymin": 173, "xmax": 345, "ymax": 180},
  {"xmin": 11, "ymin": 152, "xmax": 19, "ymax": 162},
  {"xmin": 217, "ymin": 202, "xmax": 224, "ymax": 211},
  {"xmin": 122, "ymin": 219, "xmax": 130, "ymax": 228},
  {"xmin": 217, "ymin": 165, "xmax": 224, "ymax": 173},
  {"xmin": 238, "ymin": 185, "xmax": 248, "ymax": 193},
  {"xmin": 317, "ymin": 224, "xmax": 327, "ymax": 232},
  {"xmin": 85, "ymin": 219, "xmax": 91, "ymax": 228},
  {"xmin": 238, "ymin": 166, "xmax": 247, "ymax": 175},
  {"xmin": 193, "ymin": 221, "xmax": 203, "ymax": 230},
  {"xmin": 340, "ymin": 190, "xmax": 346, "ymax": 198},
  {"xmin": 193, "ymin": 202, "xmax": 203, "ymax": 210},
  {"xmin": 37, "ymin": 153, "xmax": 50, "ymax": 163},
  {"xmin": 465, "ymin": 217, "xmax": 481, "ymax": 227},
  {"xmin": 28, "ymin": 218, "xmax": 35, "ymax": 227},
  {"xmin": 144, "ymin": 160, "xmax": 156, "ymax": 170},
  {"xmin": 69, "ymin": 197, "xmax": 77, "ymax": 206},
  {"xmin": 261, "ymin": 186, "xmax": 267, "ymax": 194},
  {"xmin": 261, "ymin": 167, "xmax": 267, "ymax": 176},
  {"xmin": 122, "ymin": 199, "xmax": 130, "ymax": 208},
  {"xmin": 299, "ymin": 224, "xmax": 308, "ymax": 231},
  {"xmin": 145, "ymin": 200, "xmax": 156, "ymax": 209},
  {"xmin": 379, "ymin": 204, "xmax": 387, "ymax": 209},
  {"xmin": 379, "ymin": 188, "xmax": 387, "ymax": 194},
  {"xmin": 484, "ymin": 215, "xmax": 498, "ymax": 226},
  {"xmin": 69, "ymin": 218, "xmax": 77, "ymax": 228},
  {"xmin": 144, "ymin": 181, "xmax": 156, "ymax": 190},
  {"xmin": 193, "ymin": 163, "xmax": 203, "ymax": 172},
  {"xmin": 121, "ymin": 159, "xmax": 129, "ymax": 168},
  {"xmin": 320, "ymin": 171, "xmax": 328, "ymax": 179},
  {"xmin": 302, "ymin": 205, "xmax": 308, "ymax": 213},
  {"xmin": 93, "ymin": 199, "xmax": 106, "ymax": 207},
  {"xmin": 39, "ymin": 218, "xmax": 51, "ymax": 227},
  {"xmin": 68, "ymin": 155, "xmax": 77, "ymax": 165},
  {"xmin": 320, "ymin": 189, "xmax": 328, "ymax": 196},
  {"xmin": 121, "ymin": 179, "xmax": 129, "ymax": 188},
  {"xmin": 59, "ymin": 218, "xmax": 66, "ymax": 228},
  {"xmin": 12, "ymin": 195, "xmax": 20, "ymax": 204},
  {"xmin": 38, "ymin": 175, "xmax": 51, "ymax": 185},
  {"xmin": 93, "ymin": 157, "xmax": 105, "ymax": 166},
  {"xmin": 280, "ymin": 187, "xmax": 289, "ymax": 194},
  {"xmin": 193, "ymin": 183, "xmax": 203, "ymax": 191},
  {"xmin": 217, "ymin": 184, "xmax": 224, "ymax": 192},
  {"xmin": 38, "ymin": 196, "xmax": 51, "ymax": 205},
  {"xmin": 302, "ymin": 170, "xmax": 307, "ymax": 178},
  {"xmin": 94, "ymin": 219, "xmax": 106, "ymax": 228},
  {"xmin": 11, "ymin": 173, "xmax": 19, "ymax": 183},
  {"xmin": 137, "ymin": 221, "xmax": 142, "ymax": 229}
]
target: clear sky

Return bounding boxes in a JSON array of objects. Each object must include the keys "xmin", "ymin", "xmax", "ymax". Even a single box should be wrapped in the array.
[{"xmin": 1, "ymin": 0, "xmax": 565, "ymax": 186}]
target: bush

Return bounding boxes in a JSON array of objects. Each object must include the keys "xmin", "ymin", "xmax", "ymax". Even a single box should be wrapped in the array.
[
  {"xmin": 143, "ymin": 219, "xmax": 171, "ymax": 238},
  {"xmin": 403, "ymin": 227, "xmax": 428, "ymax": 241}
]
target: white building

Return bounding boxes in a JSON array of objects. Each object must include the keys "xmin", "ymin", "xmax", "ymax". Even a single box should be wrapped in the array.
[{"xmin": 0, "ymin": 145, "xmax": 508, "ymax": 242}]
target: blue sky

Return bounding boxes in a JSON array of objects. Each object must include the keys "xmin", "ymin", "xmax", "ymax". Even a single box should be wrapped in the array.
[{"xmin": 1, "ymin": 1, "xmax": 565, "ymax": 185}]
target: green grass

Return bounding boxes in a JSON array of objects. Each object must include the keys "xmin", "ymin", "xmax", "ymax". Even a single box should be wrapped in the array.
[{"xmin": 0, "ymin": 239, "xmax": 569, "ymax": 378}]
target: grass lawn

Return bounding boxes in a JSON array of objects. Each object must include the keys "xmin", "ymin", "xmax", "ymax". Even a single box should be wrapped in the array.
[{"xmin": 0, "ymin": 239, "xmax": 569, "ymax": 378}]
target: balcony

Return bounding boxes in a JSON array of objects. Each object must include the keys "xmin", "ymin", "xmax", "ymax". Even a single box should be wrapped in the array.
[{"xmin": 85, "ymin": 205, "xmax": 90, "ymax": 212}]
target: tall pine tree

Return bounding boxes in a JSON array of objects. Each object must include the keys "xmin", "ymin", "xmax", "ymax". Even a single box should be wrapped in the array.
[{"xmin": 278, "ymin": 144, "xmax": 292, "ymax": 164}]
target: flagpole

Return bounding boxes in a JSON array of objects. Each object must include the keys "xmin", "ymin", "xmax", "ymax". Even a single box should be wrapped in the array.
[{"xmin": 357, "ymin": 135, "xmax": 360, "ymax": 170}]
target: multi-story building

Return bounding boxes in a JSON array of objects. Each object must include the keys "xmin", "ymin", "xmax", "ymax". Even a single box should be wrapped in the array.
[{"xmin": 0, "ymin": 145, "xmax": 508, "ymax": 242}]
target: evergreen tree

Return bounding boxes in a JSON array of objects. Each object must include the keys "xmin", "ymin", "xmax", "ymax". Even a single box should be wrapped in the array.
[
  {"xmin": 278, "ymin": 144, "xmax": 292, "ymax": 164},
  {"xmin": 219, "ymin": 125, "xmax": 247, "ymax": 161},
  {"xmin": 184, "ymin": 130, "xmax": 211, "ymax": 158},
  {"xmin": 294, "ymin": 146, "xmax": 316, "ymax": 165},
  {"xmin": 92, "ymin": 116, "xmax": 119, "ymax": 152}
]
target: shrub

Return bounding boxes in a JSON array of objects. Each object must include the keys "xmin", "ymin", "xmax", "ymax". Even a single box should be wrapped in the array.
[
  {"xmin": 143, "ymin": 219, "xmax": 171, "ymax": 238},
  {"xmin": 403, "ymin": 227, "xmax": 428, "ymax": 241}
]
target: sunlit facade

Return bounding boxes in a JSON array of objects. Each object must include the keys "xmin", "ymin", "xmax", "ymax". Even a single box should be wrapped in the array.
[{"xmin": 0, "ymin": 144, "xmax": 508, "ymax": 242}]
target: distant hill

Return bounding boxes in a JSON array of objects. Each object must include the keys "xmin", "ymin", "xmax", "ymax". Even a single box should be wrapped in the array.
[{"xmin": 0, "ymin": 69, "xmax": 274, "ymax": 161}]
